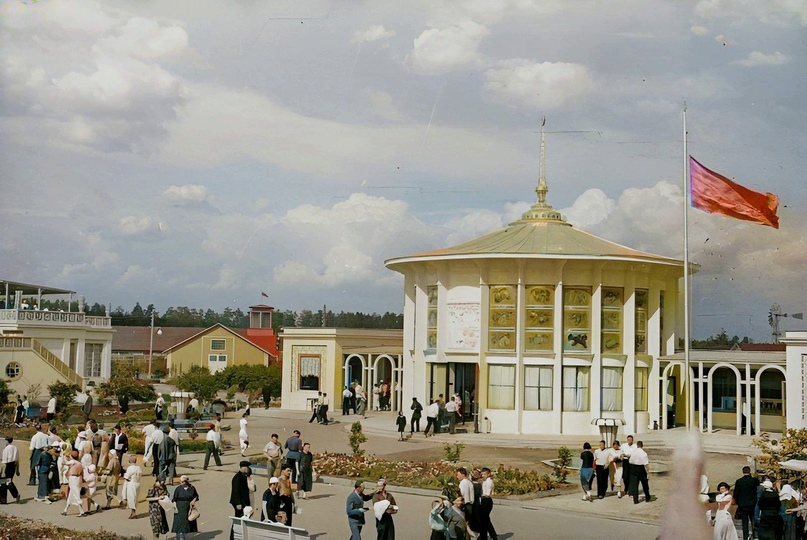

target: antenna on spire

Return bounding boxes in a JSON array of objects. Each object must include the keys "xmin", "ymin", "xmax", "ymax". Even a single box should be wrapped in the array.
[{"xmin": 536, "ymin": 116, "xmax": 548, "ymax": 206}]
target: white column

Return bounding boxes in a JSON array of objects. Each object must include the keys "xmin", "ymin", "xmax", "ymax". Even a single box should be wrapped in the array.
[
  {"xmin": 553, "ymin": 281, "xmax": 564, "ymax": 433},
  {"xmin": 515, "ymin": 264, "xmax": 525, "ymax": 434}
]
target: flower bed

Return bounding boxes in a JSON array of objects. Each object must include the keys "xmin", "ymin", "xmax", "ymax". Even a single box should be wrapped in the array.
[{"xmin": 311, "ymin": 452, "xmax": 560, "ymax": 496}]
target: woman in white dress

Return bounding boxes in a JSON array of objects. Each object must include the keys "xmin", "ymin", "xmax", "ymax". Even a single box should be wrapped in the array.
[
  {"xmin": 239, "ymin": 413, "xmax": 250, "ymax": 457},
  {"xmin": 712, "ymin": 482, "xmax": 739, "ymax": 540},
  {"xmin": 122, "ymin": 455, "xmax": 142, "ymax": 519},
  {"xmin": 61, "ymin": 450, "xmax": 85, "ymax": 517}
]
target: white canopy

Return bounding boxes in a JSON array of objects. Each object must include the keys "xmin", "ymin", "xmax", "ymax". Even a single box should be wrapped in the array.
[{"xmin": 778, "ymin": 460, "xmax": 807, "ymax": 472}]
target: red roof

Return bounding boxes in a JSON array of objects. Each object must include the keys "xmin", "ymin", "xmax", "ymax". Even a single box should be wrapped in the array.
[{"xmin": 737, "ymin": 343, "xmax": 786, "ymax": 352}]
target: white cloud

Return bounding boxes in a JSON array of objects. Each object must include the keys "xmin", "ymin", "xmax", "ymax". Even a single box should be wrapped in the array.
[
  {"xmin": 351, "ymin": 24, "xmax": 395, "ymax": 43},
  {"xmin": 163, "ymin": 184, "xmax": 209, "ymax": 203},
  {"xmin": 96, "ymin": 17, "xmax": 190, "ymax": 61},
  {"xmin": 694, "ymin": 0, "xmax": 807, "ymax": 26},
  {"xmin": 408, "ymin": 21, "xmax": 490, "ymax": 75},
  {"xmin": 117, "ymin": 216, "xmax": 155, "ymax": 236},
  {"xmin": 733, "ymin": 51, "xmax": 789, "ymax": 66},
  {"xmin": 362, "ymin": 88, "xmax": 407, "ymax": 122},
  {"xmin": 484, "ymin": 59, "xmax": 596, "ymax": 109},
  {"xmin": 560, "ymin": 189, "xmax": 616, "ymax": 230},
  {"xmin": 714, "ymin": 34, "xmax": 737, "ymax": 46},
  {"xmin": 690, "ymin": 24, "xmax": 708, "ymax": 35}
]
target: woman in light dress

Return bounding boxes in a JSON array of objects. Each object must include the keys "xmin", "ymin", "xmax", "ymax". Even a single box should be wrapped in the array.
[
  {"xmin": 122, "ymin": 455, "xmax": 142, "ymax": 519},
  {"xmin": 711, "ymin": 482, "xmax": 739, "ymax": 540},
  {"xmin": 239, "ymin": 413, "xmax": 250, "ymax": 457},
  {"xmin": 61, "ymin": 450, "xmax": 85, "ymax": 517}
]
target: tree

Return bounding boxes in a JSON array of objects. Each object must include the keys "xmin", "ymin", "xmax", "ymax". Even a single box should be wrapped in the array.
[
  {"xmin": 170, "ymin": 365, "xmax": 219, "ymax": 402},
  {"xmin": 98, "ymin": 364, "xmax": 156, "ymax": 413},
  {"xmin": 753, "ymin": 429, "xmax": 807, "ymax": 484},
  {"xmin": 0, "ymin": 379, "xmax": 10, "ymax": 407},
  {"xmin": 47, "ymin": 381, "xmax": 81, "ymax": 414}
]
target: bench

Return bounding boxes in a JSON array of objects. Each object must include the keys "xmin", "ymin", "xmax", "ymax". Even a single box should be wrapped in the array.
[{"xmin": 230, "ymin": 517, "xmax": 310, "ymax": 540}]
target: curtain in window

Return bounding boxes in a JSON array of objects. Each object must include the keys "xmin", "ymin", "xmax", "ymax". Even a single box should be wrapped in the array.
[
  {"xmin": 562, "ymin": 366, "xmax": 590, "ymax": 411},
  {"xmin": 300, "ymin": 356, "xmax": 320, "ymax": 377},
  {"xmin": 634, "ymin": 367, "xmax": 648, "ymax": 411},
  {"xmin": 488, "ymin": 365, "xmax": 515, "ymax": 410},
  {"xmin": 524, "ymin": 366, "xmax": 552, "ymax": 410},
  {"xmin": 601, "ymin": 367, "xmax": 623, "ymax": 412}
]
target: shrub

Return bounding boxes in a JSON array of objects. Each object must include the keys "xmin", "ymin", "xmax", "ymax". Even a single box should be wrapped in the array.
[
  {"xmin": 349, "ymin": 422, "xmax": 367, "ymax": 456},
  {"xmin": 753, "ymin": 429, "xmax": 807, "ymax": 483},
  {"xmin": 47, "ymin": 382, "xmax": 81, "ymax": 414},
  {"xmin": 554, "ymin": 446, "xmax": 572, "ymax": 482},
  {"xmin": 0, "ymin": 380, "xmax": 11, "ymax": 407},
  {"xmin": 443, "ymin": 442, "xmax": 465, "ymax": 463}
]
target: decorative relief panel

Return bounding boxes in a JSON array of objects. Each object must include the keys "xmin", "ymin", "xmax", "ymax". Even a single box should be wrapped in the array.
[{"xmin": 446, "ymin": 302, "xmax": 480, "ymax": 350}]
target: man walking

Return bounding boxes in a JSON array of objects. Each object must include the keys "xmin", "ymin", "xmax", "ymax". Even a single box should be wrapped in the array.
[
  {"xmin": 457, "ymin": 467, "xmax": 475, "ymax": 530},
  {"xmin": 262, "ymin": 434, "xmax": 282, "ymax": 479},
  {"xmin": 593, "ymin": 440, "xmax": 610, "ymax": 499},
  {"xmin": 619, "ymin": 435, "xmax": 636, "ymax": 498},
  {"xmin": 346, "ymin": 480, "xmax": 373, "ymax": 540},
  {"xmin": 424, "ymin": 399, "xmax": 439, "ymax": 437},
  {"xmin": 410, "ymin": 397, "xmax": 423, "ymax": 434},
  {"xmin": 112, "ymin": 425, "xmax": 128, "ymax": 456},
  {"xmin": 46, "ymin": 396, "xmax": 57, "ymax": 422},
  {"xmin": 733, "ymin": 466, "xmax": 760, "ymax": 540},
  {"xmin": 2, "ymin": 437, "xmax": 20, "ymax": 503},
  {"xmin": 157, "ymin": 425, "xmax": 177, "ymax": 483},
  {"xmin": 319, "ymin": 393, "xmax": 330, "ymax": 425},
  {"xmin": 284, "ymin": 430, "xmax": 303, "ymax": 485},
  {"xmin": 628, "ymin": 441, "xmax": 651, "ymax": 504},
  {"xmin": 342, "ymin": 387, "xmax": 352, "ymax": 416},
  {"xmin": 229, "ymin": 461, "xmax": 252, "ymax": 540},
  {"xmin": 28, "ymin": 424, "xmax": 49, "ymax": 485},
  {"xmin": 479, "ymin": 467, "xmax": 498, "ymax": 540},
  {"xmin": 203, "ymin": 424, "xmax": 222, "ymax": 470},
  {"xmin": 308, "ymin": 392, "xmax": 322, "ymax": 424}
]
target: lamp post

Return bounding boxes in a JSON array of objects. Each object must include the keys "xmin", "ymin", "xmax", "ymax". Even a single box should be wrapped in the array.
[{"xmin": 148, "ymin": 311, "xmax": 161, "ymax": 380}]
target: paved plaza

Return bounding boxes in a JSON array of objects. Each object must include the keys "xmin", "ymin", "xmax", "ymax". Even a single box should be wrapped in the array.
[{"xmin": 0, "ymin": 406, "xmax": 761, "ymax": 538}]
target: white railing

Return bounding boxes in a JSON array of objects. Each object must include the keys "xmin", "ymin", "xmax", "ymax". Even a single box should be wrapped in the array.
[{"xmin": 0, "ymin": 309, "xmax": 111, "ymax": 328}]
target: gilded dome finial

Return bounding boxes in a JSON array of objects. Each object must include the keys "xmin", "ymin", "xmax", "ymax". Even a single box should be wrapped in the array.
[{"xmin": 517, "ymin": 116, "xmax": 567, "ymax": 225}]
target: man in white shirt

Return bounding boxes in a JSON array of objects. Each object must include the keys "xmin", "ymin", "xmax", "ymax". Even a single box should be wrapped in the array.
[
  {"xmin": 46, "ymin": 396, "xmax": 57, "ymax": 422},
  {"xmin": 155, "ymin": 394, "xmax": 165, "ymax": 421},
  {"xmin": 319, "ymin": 393, "xmax": 330, "ymax": 425},
  {"xmin": 628, "ymin": 441, "xmax": 651, "ymax": 504},
  {"xmin": 445, "ymin": 397, "xmax": 458, "ymax": 434},
  {"xmin": 188, "ymin": 397, "xmax": 199, "ymax": 412},
  {"xmin": 342, "ymin": 387, "xmax": 352, "ymax": 416},
  {"xmin": 28, "ymin": 424, "xmax": 49, "ymax": 485},
  {"xmin": 424, "ymin": 400, "xmax": 440, "ymax": 437},
  {"xmin": 262, "ymin": 433, "xmax": 282, "ymax": 478},
  {"xmin": 2, "ymin": 437, "xmax": 21, "ymax": 502},
  {"xmin": 619, "ymin": 435, "xmax": 637, "ymax": 499},
  {"xmin": 479, "ymin": 467, "xmax": 498, "ymax": 540},
  {"xmin": 593, "ymin": 440, "xmax": 611, "ymax": 499},
  {"xmin": 203, "ymin": 424, "xmax": 222, "ymax": 470},
  {"xmin": 456, "ymin": 467, "xmax": 475, "ymax": 531}
]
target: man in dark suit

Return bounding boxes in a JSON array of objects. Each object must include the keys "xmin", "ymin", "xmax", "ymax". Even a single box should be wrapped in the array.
[
  {"xmin": 112, "ymin": 425, "xmax": 129, "ymax": 455},
  {"xmin": 230, "ymin": 461, "xmax": 252, "ymax": 539},
  {"xmin": 733, "ymin": 466, "xmax": 760, "ymax": 540}
]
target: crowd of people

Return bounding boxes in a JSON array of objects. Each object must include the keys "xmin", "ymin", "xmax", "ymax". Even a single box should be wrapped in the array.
[{"xmin": 577, "ymin": 436, "xmax": 652, "ymax": 504}]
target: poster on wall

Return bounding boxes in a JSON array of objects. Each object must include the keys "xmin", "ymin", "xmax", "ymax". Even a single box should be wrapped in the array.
[{"xmin": 446, "ymin": 302, "xmax": 480, "ymax": 351}]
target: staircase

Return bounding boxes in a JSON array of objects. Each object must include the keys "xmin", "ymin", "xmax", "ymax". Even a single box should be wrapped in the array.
[{"xmin": 31, "ymin": 339, "xmax": 84, "ymax": 388}]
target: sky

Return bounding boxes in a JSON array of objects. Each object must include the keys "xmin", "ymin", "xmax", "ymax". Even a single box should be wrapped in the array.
[{"xmin": 1, "ymin": 0, "xmax": 805, "ymax": 342}]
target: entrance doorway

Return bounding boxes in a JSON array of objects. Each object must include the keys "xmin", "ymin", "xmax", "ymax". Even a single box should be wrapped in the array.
[
  {"xmin": 428, "ymin": 362, "xmax": 478, "ymax": 418},
  {"xmin": 345, "ymin": 356, "xmax": 364, "ymax": 388}
]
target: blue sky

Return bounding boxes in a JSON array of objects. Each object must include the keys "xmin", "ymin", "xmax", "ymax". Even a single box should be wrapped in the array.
[{"xmin": 1, "ymin": 0, "xmax": 805, "ymax": 341}]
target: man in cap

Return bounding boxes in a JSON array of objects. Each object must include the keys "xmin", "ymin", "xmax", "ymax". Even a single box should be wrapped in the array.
[
  {"xmin": 261, "ymin": 476, "xmax": 280, "ymax": 522},
  {"xmin": 28, "ymin": 424, "xmax": 49, "ymax": 485},
  {"xmin": 230, "ymin": 461, "xmax": 252, "ymax": 539},
  {"xmin": 346, "ymin": 479, "xmax": 374, "ymax": 540}
]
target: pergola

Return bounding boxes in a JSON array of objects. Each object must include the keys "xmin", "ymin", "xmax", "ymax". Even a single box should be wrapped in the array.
[{"xmin": 1, "ymin": 279, "xmax": 76, "ymax": 310}]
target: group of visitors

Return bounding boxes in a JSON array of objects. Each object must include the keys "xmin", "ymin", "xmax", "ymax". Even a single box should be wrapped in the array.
[
  {"xmin": 706, "ymin": 466, "xmax": 807, "ymax": 540},
  {"xmin": 341, "ymin": 381, "xmax": 368, "ymax": 417},
  {"xmin": 578, "ymin": 436, "xmax": 651, "ymax": 504},
  {"xmin": 307, "ymin": 392, "xmax": 331, "ymax": 425}
]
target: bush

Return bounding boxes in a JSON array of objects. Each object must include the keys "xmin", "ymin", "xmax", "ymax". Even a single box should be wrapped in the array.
[
  {"xmin": 349, "ymin": 422, "xmax": 367, "ymax": 456},
  {"xmin": 0, "ymin": 379, "xmax": 11, "ymax": 407},
  {"xmin": 554, "ymin": 446, "xmax": 572, "ymax": 482},
  {"xmin": 443, "ymin": 442, "xmax": 465, "ymax": 463},
  {"xmin": 47, "ymin": 382, "xmax": 80, "ymax": 414}
]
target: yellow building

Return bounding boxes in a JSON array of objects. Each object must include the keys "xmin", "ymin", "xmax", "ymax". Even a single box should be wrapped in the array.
[
  {"xmin": 0, "ymin": 280, "xmax": 112, "ymax": 397},
  {"xmin": 164, "ymin": 323, "xmax": 273, "ymax": 376}
]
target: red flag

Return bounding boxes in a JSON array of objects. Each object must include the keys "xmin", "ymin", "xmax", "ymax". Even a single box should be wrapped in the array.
[
  {"xmin": 689, "ymin": 156, "xmax": 779, "ymax": 229},
  {"xmin": 261, "ymin": 292, "xmax": 269, "ymax": 298}
]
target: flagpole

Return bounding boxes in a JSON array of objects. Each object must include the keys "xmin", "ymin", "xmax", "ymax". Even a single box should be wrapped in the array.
[{"xmin": 682, "ymin": 102, "xmax": 692, "ymax": 432}]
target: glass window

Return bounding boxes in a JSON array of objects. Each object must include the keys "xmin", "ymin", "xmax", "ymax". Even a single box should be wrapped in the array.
[
  {"xmin": 635, "ymin": 289, "xmax": 648, "ymax": 353},
  {"xmin": 208, "ymin": 354, "xmax": 227, "ymax": 362},
  {"xmin": 562, "ymin": 366, "xmax": 590, "ymax": 411},
  {"xmin": 525, "ymin": 286, "xmax": 554, "ymax": 352},
  {"xmin": 659, "ymin": 291, "xmax": 665, "ymax": 353},
  {"xmin": 601, "ymin": 288, "xmax": 622, "ymax": 354},
  {"xmin": 635, "ymin": 367, "xmax": 648, "ymax": 411},
  {"xmin": 524, "ymin": 366, "xmax": 552, "ymax": 410},
  {"xmin": 563, "ymin": 288, "xmax": 591, "ymax": 351},
  {"xmin": 300, "ymin": 355, "xmax": 321, "ymax": 391},
  {"xmin": 210, "ymin": 339, "xmax": 226, "ymax": 351},
  {"xmin": 427, "ymin": 286, "xmax": 438, "ymax": 350},
  {"xmin": 84, "ymin": 343, "xmax": 103, "ymax": 378},
  {"xmin": 5, "ymin": 362, "xmax": 20, "ymax": 379},
  {"xmin": 601, "ymin": 367, "xmax": 623, "ymax": 412},
  {"xmin": 489, "ymin": 286, "xmax": 516, "ymax": 352},
  {"xmin": 487, "ymin": 365, "xmax": 515, "ymax": 409}
]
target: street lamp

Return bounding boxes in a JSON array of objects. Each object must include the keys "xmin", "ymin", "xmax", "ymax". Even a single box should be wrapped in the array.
[{"xmin": 148, "ymin": 311, "xmax": 162, "ymax": 379}]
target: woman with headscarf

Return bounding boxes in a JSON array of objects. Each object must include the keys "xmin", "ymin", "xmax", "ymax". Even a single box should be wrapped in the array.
[
  {"xmin": 146, "ymin": 476, "xmax": 170, "ymax": 540},
  {"xmin": 83, "ymin": 460, "xmax": 101, "ymax": 513},
  {"xmin": 61, "ymin": 450, "xmax": 85, "ymax": 517},
  {"xmin": 780, "ymin": 482, "xmax": 801, "ymax": 540},
  {"xmin": 712, "ymin": 482, "xmax": 738, "ymax": 540},
  {"xmin": 372, "ymin": 478, "xmax": 398, "ymax": 540},
  {"xmin": 122, "ymin": 455, "xmax": 142, "ymax": 519},
  {"xmin": 758, "ymin": 479, "xmax": 784, "ymax": 540},
  {"xmin": 171, "ymin": 474, "xmax": 199, "ymax": 540},
  {"xmin": 103, "ymin": 449, "xmax": 121, "ymax": 509},
  {"xmin": 57, "ymin": 442, "xmax": 73, "ymax": 498},
  {"xmin": 239, "ymin": 413, "xmax": 250, "ymax": 457}
]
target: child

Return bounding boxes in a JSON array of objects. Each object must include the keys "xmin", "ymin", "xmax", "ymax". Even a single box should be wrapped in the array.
[{"xmin": 396, "ymin": 411, "xmax": 407, "ymax": 441}]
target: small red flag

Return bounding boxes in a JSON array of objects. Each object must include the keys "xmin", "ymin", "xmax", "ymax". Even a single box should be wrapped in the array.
[
  {"xmin": 261, "ymin": 292, "xmax": 269, "ymax": 298},
  {"xmin": 689, "ymin": 156, "xmax": 779, "ymax": 229}
]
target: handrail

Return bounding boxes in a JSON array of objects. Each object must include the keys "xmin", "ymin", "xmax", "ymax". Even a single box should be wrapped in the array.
[{"xmin": 31, "ymin": 339, "xmax": 84, "ymax": 388}]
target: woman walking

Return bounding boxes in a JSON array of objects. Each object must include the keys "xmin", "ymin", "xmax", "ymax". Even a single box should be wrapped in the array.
[
  {"xmin": 298, "ymin": 442, "xmax": 314, "ymax": 499},
  {"xmin": 171, "ymin": 475, "xmax": 199, "ymax": 540},
  {"xmin": 122, "ymin": 455, "xmax": 142, "ymax": 519},
  {"xmin": 579, "ymin": 442, "xmax": 595, "ymax": 502},
  {"xmin": 146, "ymin": 477, "xmax": 169, "ymax": 539},
  {"xmin": 712, "ymin": 482, "xmax": 738, "ymax": 540},
  {"xmin": 239, "ymin": 413, "xmax": 250, "ymax": 457},
  {"xmin": 61, "ymin": 450, "xmax": 85, "ymax": 517}
]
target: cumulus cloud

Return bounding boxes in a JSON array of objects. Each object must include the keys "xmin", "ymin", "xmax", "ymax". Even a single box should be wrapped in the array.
[
  {"xmin": 163, "ymin": 184, "xmax": 209, "ymax": 203},
  {"xmin": 733, "ymin": 51, "xmax": 789, "ymax": 66},
  {"xmin": 408, "ymin": 21, "xmax": 490, "ymax": 75},
  {"xmin": 351, "ymin": 24, "xmax": 395, "ymax": 43},
  {"xmin": 117, "ymin": 216, "xmax": 155, "ymax": 236},
  {"xmin": 484, "ymin": 59, "xmax": 596, "ymax": 109},
  {"xmin": 690, "ymin": 24, "xmax": 708, "ymax": 35},
  {"xmin": 362, "ymin": 88, "xmax": 407, "ymax": 122},
  {"xmin": 560, "ymin": 189, "xmax": 616, "ymax": 230}
]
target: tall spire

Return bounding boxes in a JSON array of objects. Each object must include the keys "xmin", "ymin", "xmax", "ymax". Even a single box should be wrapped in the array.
[{"xmin": 518, "ymin": 116, "xmax": 567, "ymax": 224}]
